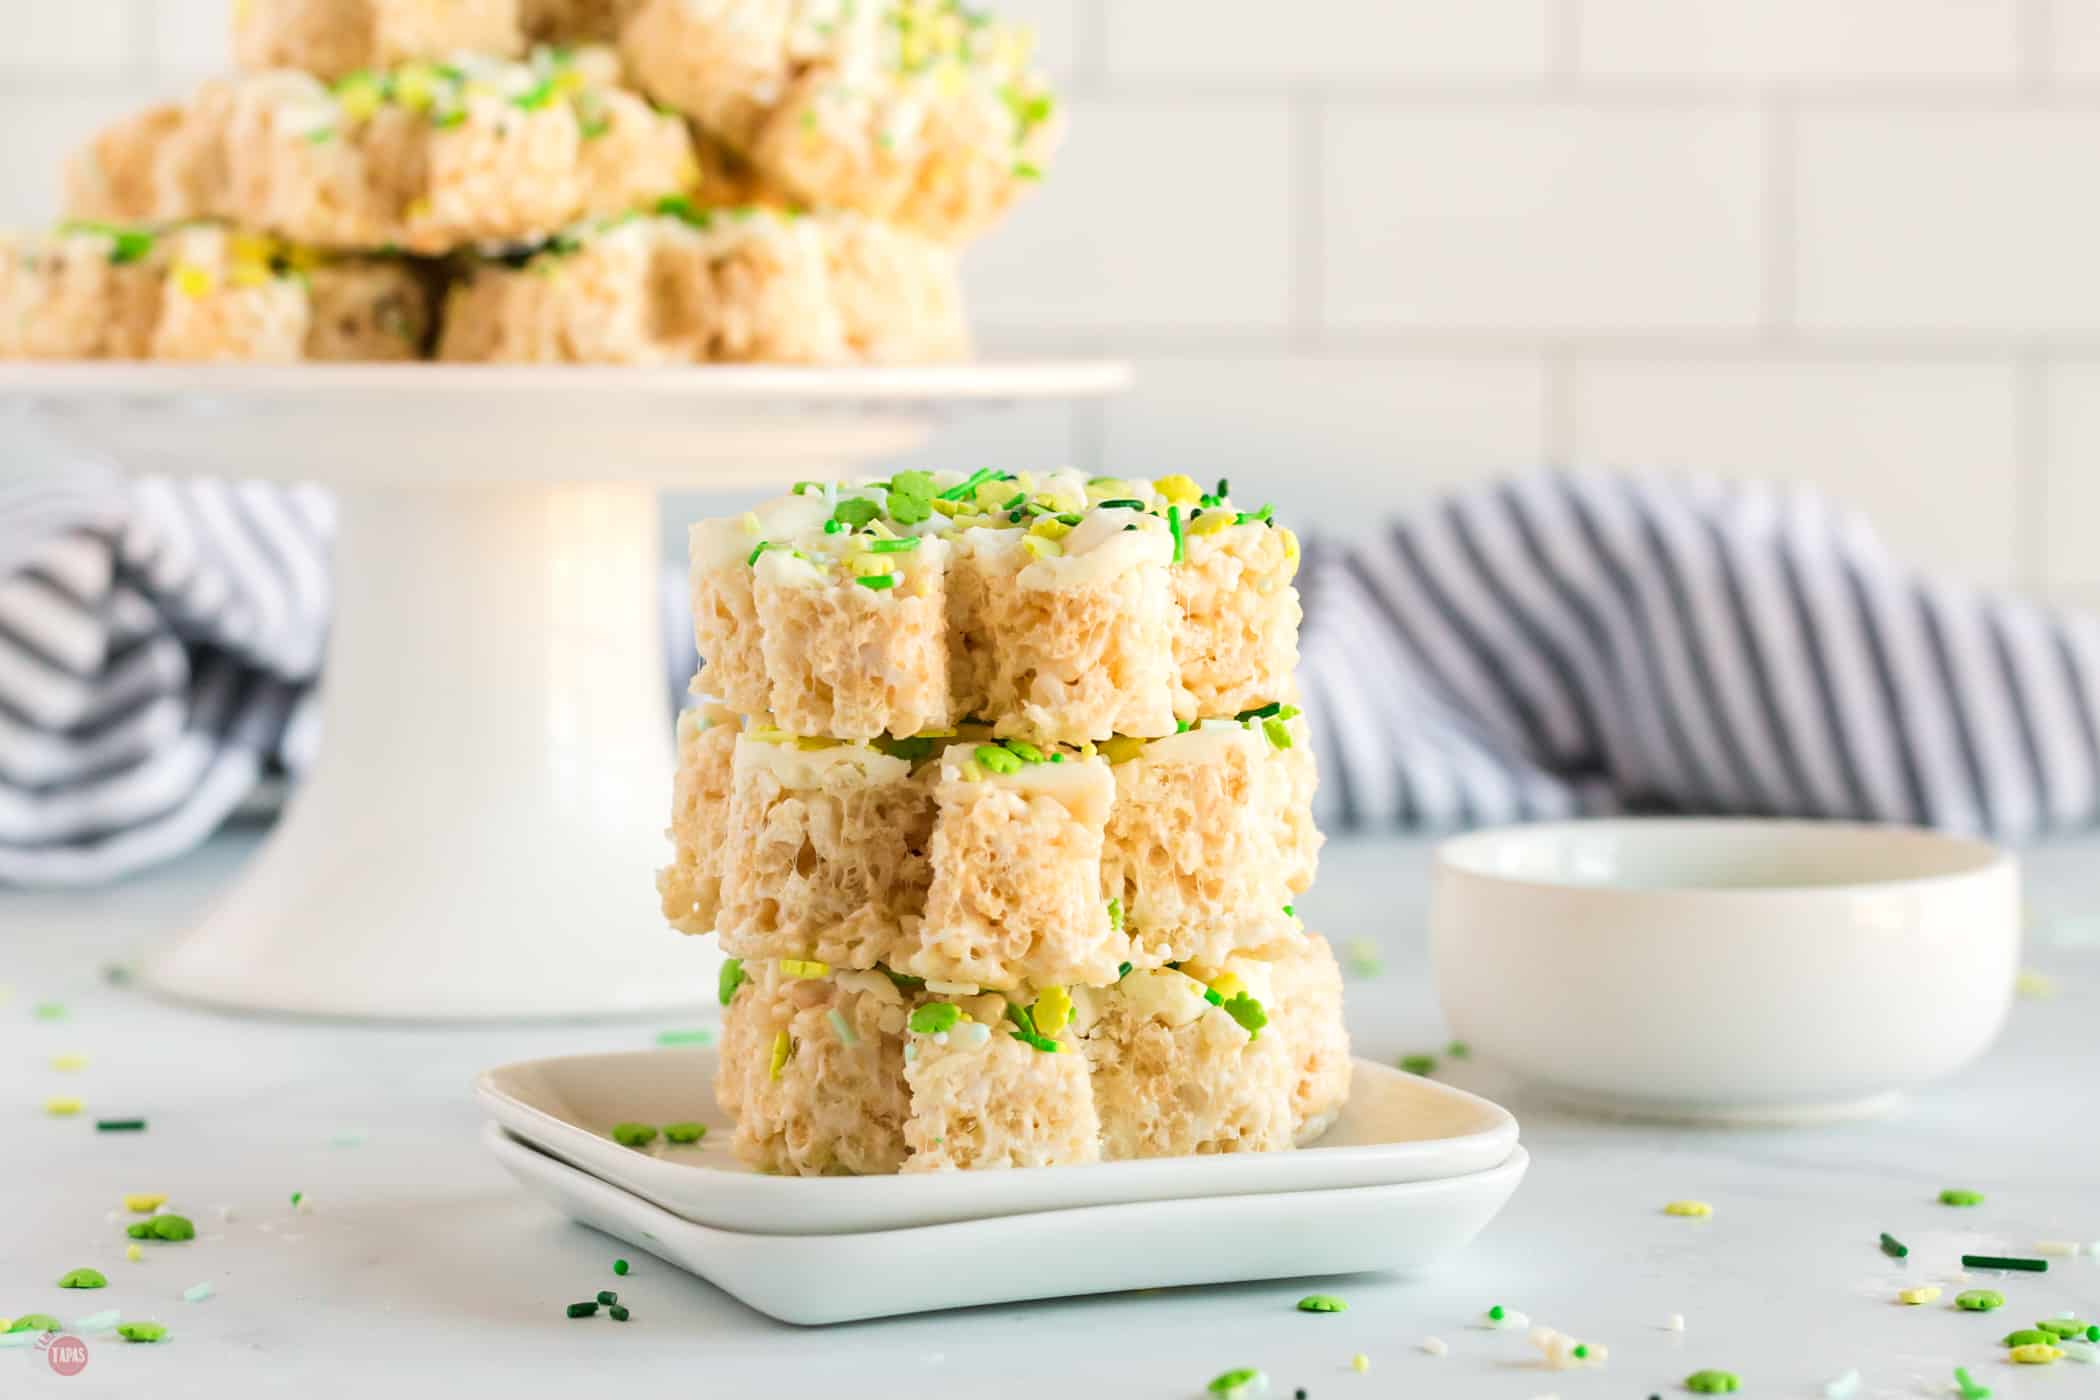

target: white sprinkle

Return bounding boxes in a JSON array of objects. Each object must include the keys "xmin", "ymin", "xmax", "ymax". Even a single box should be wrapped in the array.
[
  {"xmin": 1942, "ymin": 1271, "xmax": 1971, "ymax": 1284},
  {"xmin": 71, "ymin": 1309, "xmax": 121, "ymax": 1333},
  {"xmin": 2061, "ymin": 1340, "xmax": 2099, "ymax": 1364},
  {"xmin": 903, "ymin": 1043, "xmax": 918, "ymax": 1063},
  {"xmin": 1666, "ymin": 1314, "xmax": 1686, "ymax": 1332},
  {"xmin": 932, "ymin": 1031, "xmax": 948, "ymax": 1046},
  {"xmin": 955, "ymin": 1021, "xmax": 990, "ymax": 1048},
  {"xmin": 2036, "ymin": 1241, "xmax": 2080, "ymax": 1257},
  {"xmin": 182, "ymin": 1282, "xmax": 215, "ymax": 1303},
  {"xmin": 1821, "ymin": 1368, "xmax": 1861, "ymax": 1399},
  {"xmin": 1419, "ymin": 1337, "xmax": 1448, "ymax": 1357},
  {"xmin": 0, "ymin": 1333, "xmax": 38, "ymax": 1350}
]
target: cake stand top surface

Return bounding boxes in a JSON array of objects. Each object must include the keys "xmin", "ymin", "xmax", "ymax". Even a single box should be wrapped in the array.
[{"xmin": 0, "ymin": 360, "xmax": 1132, "ymax": 485}]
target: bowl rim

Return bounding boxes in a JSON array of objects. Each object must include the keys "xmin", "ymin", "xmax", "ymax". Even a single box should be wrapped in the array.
[{"xmin": 1433, "ymin": 817, "xmax": 2012, "ymax": 898}]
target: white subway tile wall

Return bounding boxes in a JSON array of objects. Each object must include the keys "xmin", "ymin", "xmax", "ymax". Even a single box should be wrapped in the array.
[{"xmin": 1, "ymin": 1, "xmax": 2092, "ymax": 598}]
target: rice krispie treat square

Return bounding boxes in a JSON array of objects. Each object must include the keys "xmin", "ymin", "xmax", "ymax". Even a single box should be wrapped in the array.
[
  {"xmin": 657, "ymin": 707, "xmax": 740, "ymax": 935},
  {"xmin": 1172, "ymin": 516, "xmax": 1302, "ymax": 724},
  {"xmin": 1102, "ymin": 714, "xmax": 1316, "ymax": 968},
  {"xmin": 717, "ymin": 960, "xmax": 915, "ymax": 1176},
  {"xmin": 713, "ymin": 737, "xmax": 934, "ymax": 971},
  {"xmin": 911, "ymin": 751, "xmax": 1122, "ymax": 990},
  {"xmin": 901, "ymin": 1001, "xmax": 1099, "ymax": 1171},
  {"xmin": 234, "ymin": 0, "xmax": 525, "ymax": 81},
  {"xmin": 1264, "ymin": 931, "xmax": 1352, "ymax": 1143},
  {"xmin": 1075, "ymin": 964, "xmax": 1296, "ymax": 1160}
]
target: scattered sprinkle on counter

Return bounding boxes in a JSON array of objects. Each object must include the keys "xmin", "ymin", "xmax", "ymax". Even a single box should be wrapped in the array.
[
  {"xmin": 124, "ymin": 1193, "xmax": 167, "ymax": 1213},
  {"xmin": 2033, "ymin": 1240, "xmax": 2080, "ymax": 1256},
  {"xmin": 125, "ymin": 1244, "xmax": 142, "ymax": 1262},
  {"xmin": 1419, "ymin": 1337, "xmax": 1448, "ymax": 1357},
  {"xmin": 655, "ymin": 1028, "xmax": 713, "ymax": 1046},
  {"xmin": 97, "ymin": 1118, "xmax": 146, "ymax": 1132},
  {"xmin": 612, "ymin": 1259, "xmax": 630, "ymax": 1276},
  {"xmin": 1684, "ymin": 1368, "xmax": 1741, "ymax": 1393},
  {"xmin": 1963, "ymin": 1254, "xmax": 2046, "ymax": 1272},
  {"xmin": 2038, "ymin": 1317, "xmax": 2089, "ymax": 1337},
  {"xmin": 1879, "ymin": 1231, "xmax": 1908, "ymax": 1258},
  {"xmin": 9, "ymin": 1314, "xmax": 61, "ymax": 1334},
  {"xmin": 2061, "ymin": 1340, "xmax": 2099, "ymax": 1364},
  {"xmin": 611, "ymin": 1122, "xmax": 659, "ymax": 1148},
  {"xmin": 664, "ymin": 1121, "xmax": 706, "ymax": 1144},
  {"xmin": 117, "ymin": 1321, "xmax": 169, "ymax": 1343},
  {"xmin": 1939, "ymin": 1188, "xmax": 1985, "ymax": 1207},
  {"xmin": 1956, "ymin": 1289, "xmax": 2005, "ymax": 1311},
  {"xmin": 566, "ymin": 1301, "xmax": 598, "ymax": 1318},
  {"xmin": 1821, "ymin": 1368, "xmax": 1861, "ymax": 1399},
  {"xmin": 2014, "ymin": 969, "xmax": 2056, "ymax": 998},
  {"xmin": 44, "ymin": 1096, "xmax": 83, "ymax": 1116},
  {"xmin": 57, "ymin": 1268, "xmax": 107, "ymax": 1289},
  {"xmin": 1482, "ymin": 1305, "xmax": 1528, "ymax": 1329},
  {"xmin": 1664, "ymin": 1200, "xmax": 1713, "ymax": 1218},
  {"xmin": 2010, "ymin": 1343, "xmax": 2063, "ymax": 1364},
  {"xmin": 50, "ymin": 1053, "xmax": 88, "ymax": 1071},
  {"xmin": 610, "ymin": 1305, "xmax": 631, "ymax": 1322},
  {"xmin": 1349, "ymin": 1352, "xmax": 1368, "ymax": 1373},
  {"xmin": 1206, "ymin": 1367, "xmax": 1267, "ymax": 1397},
  {"xmin": 331, "ymin": 1131, "xmax": 366, "ymax": 1147},
  {"xmin": 34, "ymin": 1001, "xmax": 67, "ymax": 1020},
  {"xmin": 1397, "ymin": 1054, "xmax": 1436, "ymax": 1076},
  {"xmin": 1898, "ymin": 1286, "xmax": 1941, "ymax": 1305},
  {"xmin": 71, "ymin": 1309, "xmax": 120, "ymax": 1333},
  {"xmin": 129, "ymin": 1214, "xmax": 195, "ymax": 1242},
  {"xmin": 182, "ymin": 1282, "xmax": 214, "ymax": 1303},
  {"xmin": 1666, "ymin": 1313, "xmax": 1686, "ymax": 1332},
  {"xmin": 2004, "ymin": 1328, "xmax": 2056, "ymax": 1347},
  {"xmin": 1295, "ymin": 1294, "xmax": 1346, "ymax": 1313},
  {"xmin": 1954, "ymin": 1367, "xmax": 1992, "ymax": 1399}
]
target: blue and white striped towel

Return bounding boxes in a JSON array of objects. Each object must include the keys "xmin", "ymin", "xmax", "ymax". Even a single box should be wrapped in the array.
[{"xmin": 5, "ymin": 468, "xmax": 2098, "ymax": 887}]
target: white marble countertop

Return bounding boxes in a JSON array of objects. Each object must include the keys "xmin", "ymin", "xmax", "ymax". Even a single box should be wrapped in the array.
[{"xmin": 4, "ymin": 829, "xmax": 2097, "ymax": 1399}]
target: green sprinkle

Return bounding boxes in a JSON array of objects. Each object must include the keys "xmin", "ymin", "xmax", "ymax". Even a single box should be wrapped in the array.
[
  {"xmin": 1000, "ymin": 491, "xmax": 1027, "ymax": 511},
  {"xmin": 33, "ymin": 1002, "xmax": 66, "ymax": 1020},
  {"xmin": 655, "ymin": 1028, "xmax": 712, "ymax": 1046},
  {"xmin": 1963, "ymin": 1255, "xmax": 2046, "ymax": 1273},
  {"xmin": 1880, "ymin": 1232, "xmax": 1909, "ymax": 1259},
  {"xmin": 1221, "ymin": 992, "xmax": 1267, "ymax": 1039},
  {"xmin": 566, "ymin": 1302, "xmax": 598, "ymax": 1318},
  {"xmin": 909, "ymin": 1003, "xmax": 962, "ymax": 1035},
  {"xmin": 1940, "ymin": 1188, "xmax": 1986, "ymax": 1207},
  {"xmin": 1003, "ymin": 740, "xmax": 1045, "ymax": 763},
  {"xmin": 1236, "ymin": 702, "xmax": 1283, "ymax": 721},
  {"xmin": 1234, "ymin": 504, "xmax": 1275, "ymax": 526},
  {"xmin": 1398, "ymin": 1054, "xmax": 1437, "ymax": 1076},
  {"xmin": 609, "ymin": 1304, "xmax": 631, "ymax": 1322},
  {"xmin": 127, "ymin": 1214, "xmax": 194, "ymax": 1242},
  {"xmin": 116, "ymin": 1321, "xmax": 168, "ymax": 1343},
  {"xmin": 663, "ymin": 1122, "xmax": 706, "ymax": 1144},
  {"xmin": 887, "ymin": 469, "xmax": 936, "ymax": 525},
  {"xmin": 857, "ymin": 574, "xmax": 896, "ymax": 590},
  {"xmin": 304, "ymin": 127, "xmax": 336, "ymax": 143},
  {"xmin": 431, "ymin": 107, "xmax": 467, "ymax": 128},
  {"xmin": 1685, "ymin": 1370, "xmax": 1742, "ymax": 1394},
  {"xmin": 656, "ymin": 193, "xmax": 711, "ymax": 229},
  {"xmin": 1005, "ymin": 1000, "xmax": 1060, "ymax": 1053},
  {"xmin": 2038, "ymin": 1318, "xmax": 2089, "ymax": 1337},
  {"xmin": 290, "ymin": 1192, "xmax": 302, "ymax": 1207},
  {"xmin": 1282, "ymin": 904, "xmax": 1295, "ymax": 918},
  {"xmin": 1958, "ymin": 1290, "xmax": 2006, "ymax": 1311},
  {"xmin": 832, "ymin": 497, "xmax": 881, "ymax": 528},
  {"xmin": 974, "ymin": 744, "xmax": 1022, "ymax": 775},
  {"xmin": 612, "ymin": 1259, "xmax": 630, "ymax": 1276},
  {"xmin": 1262, "ymin": 716, "xmax": 1292, "ymax": 750},
  {"xmin": 58, "ymin": 1268, "xmax": 108, "ymax": 1289},
  {"xmin": 95, "ymin": 1118, "xmax": 146, "ymax": 1132},
  {"xmin": 865, "ymin": 537, "xmax": 920, "ymax": 553},
  {"xmin": 718, "ymin": 957, "xmax": 746, "ymax": 1006},
  {"xmin": 611, "ymin": 1123, "xmax": 657, "ymax": 1148},
  {"xmin": 1203, "ymin": 987, "xmax": 1224, "ymax": 1006},
  {"xmin": 1013, "ymin": 161, "xmax": 1042, "ymax": 180},
  {"xmin": 9, "ymin": 1314, "xmax": 61, "ymax": 1334},
  {"xmin": 596, "ymin": 1290, "xmax": 617, "ymax": 1306},
  {"xmin": 1954, "ymin": 1366, "xmax": 1990, "ymax": 1400},
  {"xmin": 511, "ymin": 77, "xmax": 558, "ymax": 110},
  {"xmin": 746, "ymin": 540, "xmax": 772, "ymax": 567},
  {"xmin": 878, "ymin": 735, "xmax": 937, "ymax": 762},
  {"xmin": 1116, "ymin": 961, "xmax": 1133, "ymax": 978},
  {"xmin": 1095, "ymin": 498, "xmax": 1145, "ymax": 511},
  {"xmin": 1107, "ymin": 897, "xmax": 1124, "ymax": 932},
  {"xmin": 1488, "ymin": 1305, "xmax": 1506, "ymax": 1321},
  {"xmin": 937, "ymin": 467, "xmax": 1001, "ymax": 501},
  {"xmin": 2004, "ymin": 1329, "xmax": 2057, "ymax": 1348},
  {"xmin": 1296, "ymin": 1294, "xmax": 1347, "ymax": 1313},
  {"xmin": 1446, "ymin": 1039, "xmax": 1470, "ymax": 1058},
  {"xmin": 1168, "ymin": 505, "xmax": 1184, "ymax": 563},
  {"xmin": 1207, "ymin": 1367, "xmax": 1266, "ymax": 1397}
]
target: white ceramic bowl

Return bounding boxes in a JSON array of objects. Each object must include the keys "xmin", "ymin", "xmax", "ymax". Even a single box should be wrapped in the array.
[{"xmin": 1431, "ymin": 819, "xmax": 2020, "ymax": 1123}]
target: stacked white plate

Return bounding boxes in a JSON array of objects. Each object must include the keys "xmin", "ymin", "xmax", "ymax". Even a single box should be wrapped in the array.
[{"xmin": 476, "ymin": 1048, "xmax": 1528, "ymax": 1324}]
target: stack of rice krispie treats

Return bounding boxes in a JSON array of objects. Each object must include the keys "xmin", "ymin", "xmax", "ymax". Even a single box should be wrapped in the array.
[
  {"xmin": 663, "ymin": 469, "xmax": 1353, "ymax": 1174},
  {"xmin": 6, "ymin": 0, "xmax": 1055, "ymax": 363}
]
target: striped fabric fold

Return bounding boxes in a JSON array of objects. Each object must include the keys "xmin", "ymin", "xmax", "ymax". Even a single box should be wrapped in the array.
[{"xmin": 5, "ymin": 468, "xmax": 2098, "ymax": 888}]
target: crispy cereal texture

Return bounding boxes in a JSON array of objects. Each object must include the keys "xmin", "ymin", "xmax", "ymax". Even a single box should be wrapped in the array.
[
  {"xmin": 687, "ymin": 558, "xmax": 771, "ymax": 714},
  {"xmin": 717, "ymin": 962, "xmax": 914, "ymax": 1175},
  {"xmin": 619, "ymin": 0, "xmax": 1062, "ymax": 244},
  {"xmin": 901, "ymin": 1027, "xmax": 1100, "ymax": 1171},
  {"xmin": 713, "ymin": 741, "xmax": 934, "ymax": 970},
  {"xmin": 1172, "ymin": 522, "xmax": 1302, "ymax": 723},
  {"xmin": 0, "ymin": 225, "xmax": 428, "ymax": 362},
  {"xmin": 1266, "ymin": 932, "xmax": 1352, "ymax": 1143},
  {"xmin": 749, "ymin": 539, "xmax": 953, "ymax": 736},
  {"xmin": 657, "ymin": 709, "xmax": 739, "ymax": 935},
  {"xmin": 233, "ymin": 0, "xmax": 525, "ymax": 80},
  {"xmin": 437, "ymin": 212, "xmax": 968, "ymax": 366},
  {"xmin": 1081, "ymin": 970, "xmax": 1297, "ymax": 1160},
  {"xmin": 913, "ymin": 758, "xmax": 1122, "ymax": 989},
  {"xmin": 65, "ymin": 57, "xmax": 693, "ymax": 255}
]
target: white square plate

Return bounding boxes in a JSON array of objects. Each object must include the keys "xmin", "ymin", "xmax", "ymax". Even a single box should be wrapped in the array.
[
  {"xmin": 475, "ymin": 1048, "xmax": 1520, "ymax": 1234},
  {"xmin": 484, "ymin": 1121, "xmax": 1531, "ymax": 1325}
]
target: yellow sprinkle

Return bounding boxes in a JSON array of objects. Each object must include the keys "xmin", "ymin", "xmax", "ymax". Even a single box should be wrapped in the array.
[
  {"xmin": 395, "ymin": 65, "xmax": 437, "ymax": 111},
  {"xmin": 1021, "ymin": 535, "xmax": 1063, "ymax": 560},
  {"xmin": 1209, "ymin": 971, "xmax": 1245, "ymax": 999},
  {"xmin": 1663, "ymin": 1200, "xmax": 1713, "ymax": 1218},
  {"xmin": 779, "ymin": 959, "xmax": 830, "ymax": 980},
  {"xmin": 793, "ymin": 736, "xmax": 842, "ymax": 750},
  {"xmin": 403, "ymin": 197, "xmax": 432, "ymax": 224},
  {"xmin": 1188, "ymin": 511, "xmax": 1231, "ymax": 537},
  {"xmin": 124, "ymin": 1193, "xmax": 167, "ymax": 1213},
  {"xmin": 1101, "ymin": 736, "xmax": 1145, "ymax": 765},
  {"xmin": 338, "ymin": 83, "xmax": 383, "ymax": 123},
  {"xmin": 2016, "ymin": 968, "xmax": 2057, "ymax": 999},
  {"xmin": 171, "ymin": 263, "xmax": 214, "ymax": 299},
  {"xmin": 1027, "ymin": 517, "xmax": 1071, "ymax": 542},
  {"xmin": 51, "ymin": 1053, "xmax": 88, "ymax": 1072},
  {"xmin": 1351, "ymin": 1354, "xmax": 1369, "ymax": 1374},
  {"xmin": 1032, "ymin": 986, "xmax": 1073, "ymax": 1035},
  {"xmin": 768, "ymin": 1031, "xmax": 791, "ymax": 1080},
  {"xmin": 1898, "ymin": 1286, "xmax": 1941, "ymax": 1305},
  {"xmin": 45, "ymin": 1097, "xmax": 83, "ymax": 1117},
  {"xmin": 1154, "ymin": 474, "xmax": 1201, "ymax": 506},
  {"xmin": 1280, "ymin": 527, "xmax": 1301, "ymax": 571},
  {"xmin": 229, "ymin": 260, "xmax": 272, "ymax": 289},
  {"xmin": 552, "ymin": 68, "xmax": 586, "ymax": 97},
  {"xmin": 125, "ymin": 1244, "xmax": 142, "ymax": 1263},
  {"xmin": 2011, "ymin": 1344, "xmax": 2063, "ymax": 1365}
]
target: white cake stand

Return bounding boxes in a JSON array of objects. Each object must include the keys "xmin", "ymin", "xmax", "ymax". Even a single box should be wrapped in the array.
[{"xmin": 0, "ymin": 361, "xmax": 1130, "ymax": 1020}]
